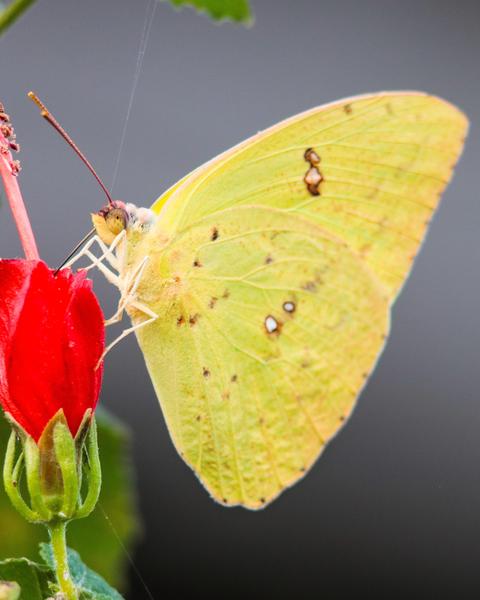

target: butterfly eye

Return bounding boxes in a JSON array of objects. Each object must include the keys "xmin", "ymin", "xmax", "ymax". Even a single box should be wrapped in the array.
[{"xmin": 105, "ymin": 207, "xmax": 128, "ymax": 235}]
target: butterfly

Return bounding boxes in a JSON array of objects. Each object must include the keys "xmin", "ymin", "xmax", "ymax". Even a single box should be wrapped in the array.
[{"xmin": 37, "ymin": 91, "xmax": 468, "ymax": 509}]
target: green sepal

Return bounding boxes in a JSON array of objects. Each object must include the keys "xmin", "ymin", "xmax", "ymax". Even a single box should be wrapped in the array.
[
  {"xmin": 24, "ymin": 434, "xmax": 52, "ymax": 521},
  {"xmin": 2, "ymin": 430, "xmax": 39, "ymax": 523},
  {"xmin": 76, "ymin": 418, "xmax": 101, "ymax": 520},
  {"xmin": 52, "ymin": 419, "xmax": 79, "ymax": 519},
  {"xmin": 2, "ymin": 410, "xmax": 102, "ymax": 525},
  {"xmin": 37, "ymin": 410, "xmax": 69, "ymax": 515},
  {"xmin": 74, "ymin": 409, "xmax": 93, "ymax": 494}
]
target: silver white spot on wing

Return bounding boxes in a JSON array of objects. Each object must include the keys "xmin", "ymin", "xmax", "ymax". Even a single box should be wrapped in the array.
[{"xmin": 265, "ymin": 315, "xmax": 279, "ymax": 333}]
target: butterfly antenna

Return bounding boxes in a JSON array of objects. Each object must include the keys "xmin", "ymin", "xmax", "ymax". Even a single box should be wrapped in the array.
[
  {"xmin": 54, "ymin": 227, "xmax": 96, "ymax": 275},
  {"xmin": 27, "ymin": 92, "xmax": 114, "ymax": 206}
]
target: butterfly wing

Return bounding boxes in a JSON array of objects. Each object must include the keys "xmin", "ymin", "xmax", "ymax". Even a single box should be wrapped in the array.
[{"xmin": 131, "ymin": 92, "xmax": 467, "ymax": 508}]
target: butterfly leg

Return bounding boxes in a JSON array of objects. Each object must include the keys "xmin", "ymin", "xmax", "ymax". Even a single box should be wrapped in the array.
[
  {"xmin": 84, "ymin": 230, "xmax": 127, "ymax": 273},
  {"xmin": 103, "ymin": 298, "xmax": 128, "ymax": 327},
  {"xmin": 99, "ymin": 300, "xmax": 158, "ymax": 362},
  {"xmin": 63, "ymin": 231, "xmax": 125, "ymax": 276},
  {"xmin": 73, "ymin": 232, "xmax": 125, "ymax": 273},
  {"xmin": 104, "ymin": 255, "xmax": 150, "ymax": 326},
  {"xmin": 62, "ymin": 235, "xmax": 105, "ymax": 270},
  {"xmin": 80, "ymin": 249, "xmax": 122, "ymax": 288},
  {"xmin": 124, "ymin": 255, "xmax": 149, "ymax": 300}
]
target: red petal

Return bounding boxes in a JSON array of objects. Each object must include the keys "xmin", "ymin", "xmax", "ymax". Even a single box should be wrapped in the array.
[
  {"xmin": 0, "ymin": 260, "xmax": 38, "ymax": 434},
  {"xmin": 61, "ymin": 273, "xmax": 104, "ymax": 436},
  {"xmin": 0, "ymin": 260, "xmax": 105, "ymax": 440}
]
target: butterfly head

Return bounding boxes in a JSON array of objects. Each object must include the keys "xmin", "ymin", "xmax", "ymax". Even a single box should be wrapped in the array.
[{"xmin": 92, "ymin": 201, "xmax": 156, "ymax": 245}]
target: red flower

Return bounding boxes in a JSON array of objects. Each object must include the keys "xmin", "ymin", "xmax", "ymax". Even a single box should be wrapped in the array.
[{"xmin": 0, "ymin": 260, "xmax": 104, "ymax": 441}]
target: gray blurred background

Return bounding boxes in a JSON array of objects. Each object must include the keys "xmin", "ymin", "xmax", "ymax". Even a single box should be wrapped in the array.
[{"xmin": 0, "ymin": 0, "xmax": 479, "ymax": 597}]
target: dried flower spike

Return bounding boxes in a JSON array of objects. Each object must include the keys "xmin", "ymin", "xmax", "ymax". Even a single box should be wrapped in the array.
[{"xmin": 0, "ymin": 99, "xmax": 36, "ymax": 257}]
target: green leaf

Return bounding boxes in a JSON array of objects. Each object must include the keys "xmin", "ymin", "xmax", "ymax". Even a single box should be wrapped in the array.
[
  {"xmin": 39, "ymin": 544, "xmax": 124, "ymax": 600},
  {"xmin": 0, "ymin": 409, "xmax": 140, "ymax": 592},
  {"xmin": 0, "ymin": 558, "xmax": 50, "ymax": 599},
  {"xmin": 0, "ymin": 548, "xmax": 124, "ymax": 600},
  {"xmin": 162, "ymin": 0, "xmax": 253, "ymax": 24}
]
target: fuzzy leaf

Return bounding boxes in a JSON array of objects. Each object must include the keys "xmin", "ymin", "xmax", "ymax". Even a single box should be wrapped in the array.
[
  {"xmin": 163, "ymin": 0, "xmax": 253, "ymax": 23},
  {"xmin": 39, "ymin": 544, "xmax": 123, "ymax": 600}
]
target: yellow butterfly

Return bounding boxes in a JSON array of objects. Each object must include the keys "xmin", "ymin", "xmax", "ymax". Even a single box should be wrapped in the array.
[{"xmin": 38, "ymin": 92, "xmax": 469, "ymax": 509}]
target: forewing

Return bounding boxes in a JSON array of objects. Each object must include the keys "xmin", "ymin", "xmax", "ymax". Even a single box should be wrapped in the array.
[{"xmin": 154, "ymin": 92, "xmax": 468, "ymax": 298}]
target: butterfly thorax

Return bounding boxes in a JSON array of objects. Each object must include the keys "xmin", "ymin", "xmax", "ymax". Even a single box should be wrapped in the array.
[{"xmin": 92, "ymin": 201, "xmax": 192, "ymax": 324}]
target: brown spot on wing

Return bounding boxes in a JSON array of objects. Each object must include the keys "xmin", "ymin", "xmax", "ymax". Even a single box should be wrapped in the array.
[
  {"xmin": 211, "ymin": 227, "xmax": 219, "ymax": 241},
  {"xmin": 304, "ymin": 166, "xmax": 322, "ymax": 196},
  {"xmin": 302, "ymin": 281, "xmax": 317, "ymax": 293},
  {"xmin": 303, "ymin": 147, "xmax": 323, "ymax": 196},
  {"xmin": 304, "ymin": 147, "xmax": 320, "ymax": 164}
]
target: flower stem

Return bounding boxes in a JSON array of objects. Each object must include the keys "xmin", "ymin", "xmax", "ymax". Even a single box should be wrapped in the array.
[
  {"xmin": 48, "ymin": 521, "xmax": 78, "ymax": 600},
  {"xmin": 0, "ymin": 147, "xmax": 39, "ymax": 259},
  {"xmin": 0, "ymin": 0, "xmax": 36, "ymax": 37}
]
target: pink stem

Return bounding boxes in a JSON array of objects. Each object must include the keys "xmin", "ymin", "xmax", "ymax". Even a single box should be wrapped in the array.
[{"xmin": 0, "ymin": 150, "xmax": 39, "ymax": 260}]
